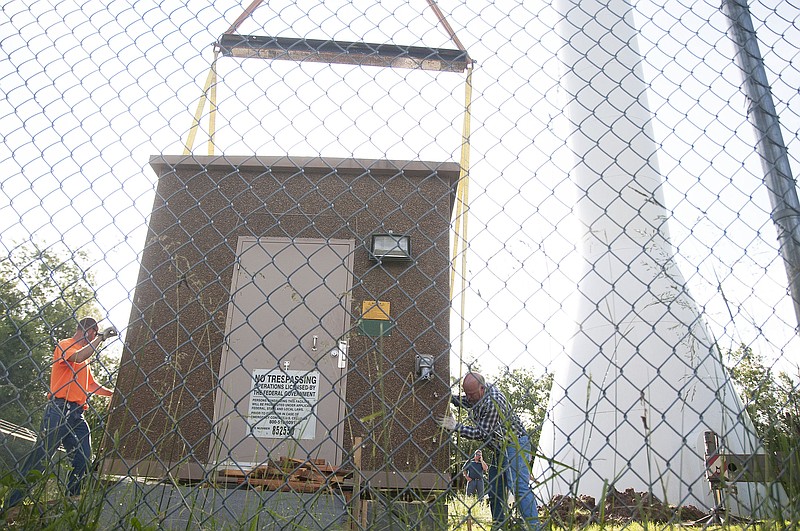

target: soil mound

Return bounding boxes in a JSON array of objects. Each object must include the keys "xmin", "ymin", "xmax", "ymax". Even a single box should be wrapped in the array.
[{"xmin": 544, "ymin": 487, "xmax": 708, "ymax": 526}]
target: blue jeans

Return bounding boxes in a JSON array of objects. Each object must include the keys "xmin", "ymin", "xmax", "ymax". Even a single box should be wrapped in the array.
[
  {"xmin": 503, "ymin": 434, "xmax": 540, "ymax": 530},
  {"xmin": 4, "ymin": 398, "xmax": 92, "ymax": 508},
  {"xmin": 466, "ymin": 477, "xmax": 485, "ymax": 498},
  {"xmin": 488, "ymin": 461, "xmax": 508, "ymax": 526}
]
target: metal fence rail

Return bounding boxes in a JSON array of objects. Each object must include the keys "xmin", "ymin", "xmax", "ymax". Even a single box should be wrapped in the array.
[{"xmin": 1, "ymin": 0, "xmax": 799, "ymax": 529}]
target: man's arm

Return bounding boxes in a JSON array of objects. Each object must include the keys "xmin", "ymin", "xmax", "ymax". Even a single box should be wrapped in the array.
[
  {"xmin": 87, "ymin": 368, "xmax": 114, "ymax": 397},
  {"xmin": 457, "ymin": 395, "xmax": 501, "ymax": 441},
  {"xmin": 451, "ymin": 395, "xmax": 471, "ymax": 409},
  {"xmin": 65, "ymin": 336, "xmax": 104, "ymax": 364},
  {"xmin": 89, "ymin": 384, "xmax": 114, "ymax": 397}
]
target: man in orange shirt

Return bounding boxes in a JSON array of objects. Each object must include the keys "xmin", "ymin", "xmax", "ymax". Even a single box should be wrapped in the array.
[{"xmin": 3, "ymin": 317, "xmax": 116, "ymax": 510}]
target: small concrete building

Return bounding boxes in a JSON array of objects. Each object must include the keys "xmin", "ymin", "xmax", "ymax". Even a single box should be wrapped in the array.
[{"xmin": 103, "ymin": 155, "xmax": 457, "ymax": 491}]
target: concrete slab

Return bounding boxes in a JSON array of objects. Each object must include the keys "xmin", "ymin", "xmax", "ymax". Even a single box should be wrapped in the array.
[{"xmin": 99, "ymin": 479, "xmax": 349, "ymax": 530}]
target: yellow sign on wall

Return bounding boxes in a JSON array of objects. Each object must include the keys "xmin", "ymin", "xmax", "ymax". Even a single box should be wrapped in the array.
[{"xmin": 362, "ymin": 300, "xmax": 390, "ymax": 320}]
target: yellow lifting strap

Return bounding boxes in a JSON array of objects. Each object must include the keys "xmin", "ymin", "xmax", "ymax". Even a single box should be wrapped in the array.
[
  {"xmin": 449, "ymin": 79, "xmax": 473, "ymax": 432},
  {"xmin": 426, "ymin": 0, "xmax": 473, "ymax": 389},
  {"xmin": 182, "ymin": 0, "xmax": 265, "ymax": 155},
  {"xmin": 183, "ymin": 49, "xmax": 219, "ymax": 156},
  {"xmin": 451, "ymin": 64, "xmax": 472, "ymax": 409}
]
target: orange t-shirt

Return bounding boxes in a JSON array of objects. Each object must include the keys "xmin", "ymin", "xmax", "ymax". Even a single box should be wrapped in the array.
[{"xmin": 49, "ymin": 338, "xmax": 99, "ymax": 408}]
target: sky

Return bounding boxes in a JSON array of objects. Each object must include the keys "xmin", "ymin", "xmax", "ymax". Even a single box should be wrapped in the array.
[{"xmin": 1, "ymin": 0, "xmax": 799, "ymax": 378}]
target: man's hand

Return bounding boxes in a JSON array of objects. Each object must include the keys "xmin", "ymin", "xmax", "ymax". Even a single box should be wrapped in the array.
[
  {"xmin": 436, "ymin": 414, "xmax": 457, "ymax": 431},
  {"xmin": 99, "ymin": 326, "xmax": 118, "ymax": 341}
]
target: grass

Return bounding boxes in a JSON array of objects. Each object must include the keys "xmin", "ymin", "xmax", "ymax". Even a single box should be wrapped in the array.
[
  {"xmin": 445, "ymin": 494, "xmax": 798, "ymax": 531},
  {"xmin": 448, "ymin": 494, "xmax": 493, "ymax": 529},
  {"xmin": 563, "ymin": 526, "xmax": 787, "ymax": 531}
]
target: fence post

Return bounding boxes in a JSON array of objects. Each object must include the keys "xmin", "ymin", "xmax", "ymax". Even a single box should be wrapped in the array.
[{"xmin": 722, "ymin": 0, "xmax": 800, "ymax": 331}]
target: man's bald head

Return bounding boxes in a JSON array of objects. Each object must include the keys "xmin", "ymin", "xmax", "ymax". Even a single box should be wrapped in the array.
[{"xmin": 462, "ymin": 372, "xmax": 486, "ymax": 402}]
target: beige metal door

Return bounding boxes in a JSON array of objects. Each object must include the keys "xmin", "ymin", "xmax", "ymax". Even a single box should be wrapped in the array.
[{"xmin": 211, "ymin": 236, "xmax": 354, "ymax": 468}]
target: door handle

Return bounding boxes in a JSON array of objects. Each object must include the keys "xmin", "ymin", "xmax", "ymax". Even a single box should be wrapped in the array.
[
  {"xmin": 328, "ymin": 341, "xmax": 348, "ymax": 369},
  {"xmin": 336, "ymin": 340, "xmax": 347, "ymax": 369}
]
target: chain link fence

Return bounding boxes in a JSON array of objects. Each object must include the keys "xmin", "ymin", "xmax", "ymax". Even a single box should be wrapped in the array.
[{"xmin": 2, "ymin": 0, "xmax": 800, "ymax": 528}]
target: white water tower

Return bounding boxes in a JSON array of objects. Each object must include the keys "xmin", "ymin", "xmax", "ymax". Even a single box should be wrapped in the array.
[{"xmin": 533, "ymin": 0, "xmax": 782, "ymax": 515}]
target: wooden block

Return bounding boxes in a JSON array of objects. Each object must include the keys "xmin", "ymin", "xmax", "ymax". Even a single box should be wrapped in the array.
[
  {"xmin": 279, "ymin": 456, "xmax": 306, "ymax": 467},
  {"xmin": 219, "ymin": 468, "xmax": 248, "ymax": 477},
  {"xmin": 351, "ymin": 437, "xmax": 363, "ymax": 531},
  {"xmin": 295, "ymin": 468, "xmax": 316, "ymax": 480},
  {"xmin": 314, "ymin": 463, "xmax": 339, "ymax": 474},
  {"xmin": 249, "ymin": 465, "xmax": 268, "ymax": 478},
  {"xmin": 243, "ymin": 478, "xmax": 328, "ymax": 493},
  {"xmin": 264, "ymin": 465, "xmax": 289, "ymax": 478},
  {"xmin": 333, "ymin": 468, "xmax": 353, "ymax": 478}
]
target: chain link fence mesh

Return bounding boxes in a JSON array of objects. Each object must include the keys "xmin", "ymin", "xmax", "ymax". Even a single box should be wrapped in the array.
[{"xmin": 2, "ymin": 0, "xmax": 800, "ymax": 529}]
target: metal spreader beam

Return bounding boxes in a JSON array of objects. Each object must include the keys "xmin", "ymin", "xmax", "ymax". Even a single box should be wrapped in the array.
[{"xmin": 217, "ymin": 34, "xmax": 470, "ymax": 72}]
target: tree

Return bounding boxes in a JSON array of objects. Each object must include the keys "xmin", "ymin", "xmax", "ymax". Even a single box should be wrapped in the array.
[
  {"xmin": 492, "ymin": 367, "xmax": 553, "ymax": 447},
  {"xmin": 726, "ymin": 344, "xmax": 800, "ymax": 448},
  {"xmin": 0, "ymin": 242, "xmax": 101, "ymax": 429},
  {"xmin": 726, "ymin": 344, "xmax": 800, "ymax": 498}
]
